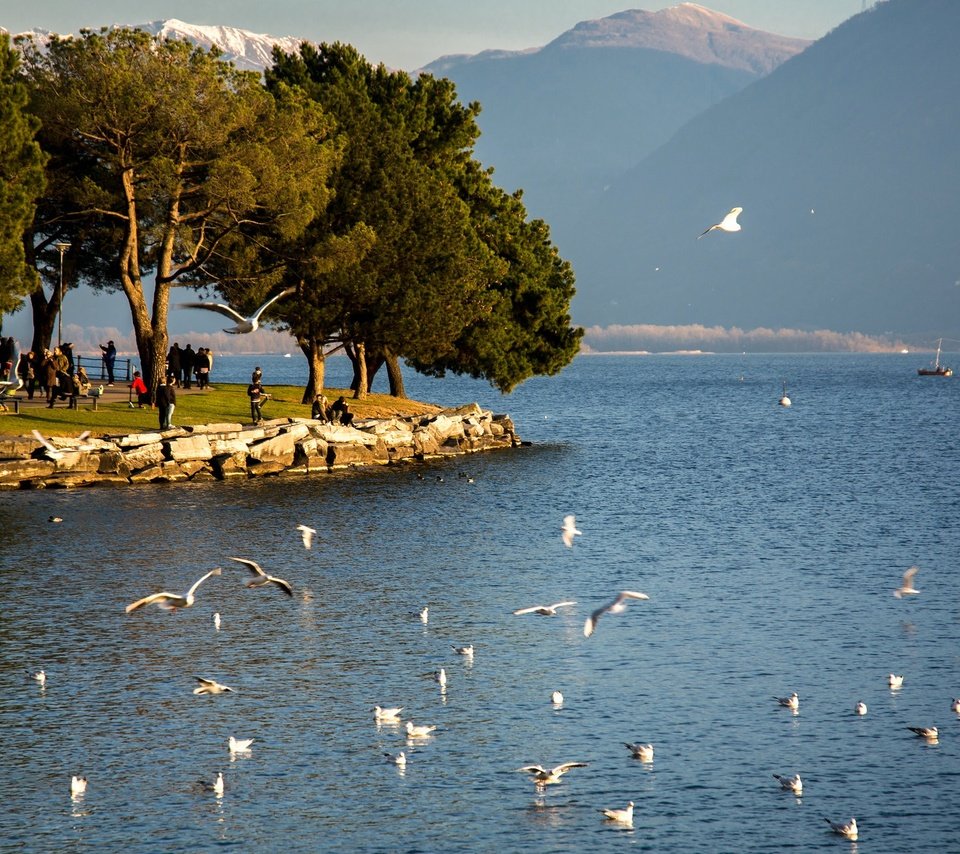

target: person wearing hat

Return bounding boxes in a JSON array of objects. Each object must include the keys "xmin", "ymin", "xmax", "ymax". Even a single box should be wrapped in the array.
[
  {"xmin": 100, "ymin": 340, "xmax": 117, "ymax": 385},
  {"xmin": 129, "ymin": 370, "xmax": 149, "ymax": 407}
]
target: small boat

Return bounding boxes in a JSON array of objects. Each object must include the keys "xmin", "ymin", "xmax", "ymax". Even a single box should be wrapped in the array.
[{"xmin": 917, "ymin": 339, "xmax": 953, "ymax": 377}]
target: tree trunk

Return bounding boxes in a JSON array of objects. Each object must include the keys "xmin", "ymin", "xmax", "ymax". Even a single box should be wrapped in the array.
[
  {"xmin": 352, "ymin": 341, "xmax": 367, "ymax": 400},
  {"xmin": 28, "ymin": 287, "xmax": 57, "ymax": 356},
  {"xmin": 299, "ymin": 336, "xmax": 326, "ymax": 403},
  {"xmin": 385, "ymin": 351, "xmax": 406, "ymax": 398},
  {"xmin": 364, "ymin": 350, "xmax": 384, "ymax": 393}
]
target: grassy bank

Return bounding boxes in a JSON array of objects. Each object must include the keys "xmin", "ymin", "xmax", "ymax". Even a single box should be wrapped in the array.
[{"xmin": 1, "ymin": 385, "xmax": 442, "ymax": 439}]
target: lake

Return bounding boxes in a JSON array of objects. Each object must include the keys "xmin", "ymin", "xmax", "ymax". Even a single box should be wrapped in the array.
[{"xmin": 1, "ymin": 353, "xmax": 958, "ymax": 852}]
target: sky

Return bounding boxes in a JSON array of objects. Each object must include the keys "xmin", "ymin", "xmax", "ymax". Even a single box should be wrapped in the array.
[{"xmin": 5, "ymin": 1, "xmax": 860, "ymax": 71}]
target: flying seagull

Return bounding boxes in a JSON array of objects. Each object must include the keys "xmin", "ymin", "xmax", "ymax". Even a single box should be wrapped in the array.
[
  {"xmin": 194, "ymin": 677, "xmax": 234, "ymax": 695},
  {"xmin": 599, "ymin": 801, "xmax": 634, "ymax": 826},
  {"xmin": 229, "ymin": 557, "xmax": 294, "ymax": 597},
  {"xmin": 125, "ymin": 568, "xmax": 221, "ymax": 613},
  {"xmin": 561, "ymin": 515, "xmax": 582, "ymax": 548},
  {"xmin": 32, "ymin": 429, "xmax": 94, "ymax": 460},
  {"xmin": 516, "ymin": 762, "xmax": 588, "ymax": 788},
  {"xmin": 177, "ymin": 287, "xmax": 296, "ymax": 334},
  {"xmin": 893, "ymin": 565, "xmax": 920, "ymax": 598},
  {"xmin": 297, "ymin": 524, "xmax": 316, "ymax": 550},
  {"xmin": 513, "ymin": 601, "xmax": 577, "ymax": 616},
  {"xmin": 583, "ymin": 590, "xmax": 649, "ymax": 638},
  {"xmin": 699, "ymin": 206, "xmax": 743, "ymax": 238},
  {"xmin": 823, "ymin": 817, "xmax": 858, "ymax": 840},
  {"xmin": 773, "ymin": 773, "xmax": 803, "ymax": 795}
]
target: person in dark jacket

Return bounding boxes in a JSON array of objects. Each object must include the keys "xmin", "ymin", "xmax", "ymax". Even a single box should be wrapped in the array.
[
  {"xmin": 100, "ymin": 340, "xmax": 117, "ymax": 385},
  {"xmin": 180, "ymin": 344, "xmax": 195, "ymax": 389},
  {"xmin": 167, "ymin": 343, "xmax": 182, "ymax": 386},
  {"xmin": 194, "ymin": 348, "xmax": 210, "ymax": 390},
  {"xmin": 156, "ymin": 375, "xmax": 176, "ymax": 428},
  {"xmin": 247, "ymin": 378, "xmax": 267, "ymax": 424}
]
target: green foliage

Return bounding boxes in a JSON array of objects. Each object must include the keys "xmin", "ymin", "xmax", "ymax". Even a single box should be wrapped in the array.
[{"xmin": 0, "ymin": 34, "xmax": 45, "ymax": 317}]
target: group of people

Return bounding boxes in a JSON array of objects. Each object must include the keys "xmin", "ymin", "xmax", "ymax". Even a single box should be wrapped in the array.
[
  {"xmin": 11, "ymin": 345, "xmax": 91, "ymax": 406},
  {"xmin": 129, "ymin": 371, "xmax": 177, "ymax": 428},
  {"xmin": 311, "ymin": 393, "xmax": 354, "ymax": 426},
  {"xmin": 164, "ymin": 343, "xmax": 214, "ymax": 390}
]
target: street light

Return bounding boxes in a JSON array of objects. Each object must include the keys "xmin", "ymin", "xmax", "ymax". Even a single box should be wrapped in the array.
[{"xmin": 54, "ymin": 241, "xmax": 71, "ymax": 348}]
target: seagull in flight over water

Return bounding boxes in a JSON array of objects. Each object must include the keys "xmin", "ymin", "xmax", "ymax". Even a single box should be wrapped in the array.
[
  {"xmin": 297, "ymin": 525, "xmax": 316, "ymax": 550},
  {"xmin": 513, "ymin": 601, "xmax": 577, "ymax": 616},
  {"xmin": 516, "ymin": 762, "xmax": 588, "ymax": 788},
  {"xmin": 583, "ymin": 590, "xmax": 649, "ymax": 637},
  {"xmin": 177, "ymin": 287, "xmax": 296, "ymax": 334},
  {"xmin": 194, "ymin": 677, "xmax": 234, "ymax": 695},
  {"xmin": 699, "ymin": 206, "xmax": 743, "ymax": 238},
  {"xmin": 229, "ymin": 557, "xmax": 294, "ymax": 597},
  {"xmin": 893, "ymin": 565, "xmax": 920, "ymax": 598},
  {"xmin": 561, "ymin": 515, "xmax": 582, "ymax": 548},
  {"xmin": 125, "ymin": 568, "xmax": 221, "ymax": 613}
]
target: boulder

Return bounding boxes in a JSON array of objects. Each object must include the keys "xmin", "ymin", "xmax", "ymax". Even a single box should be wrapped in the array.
[
  {"xmin": 166, "ymin": 434, "xmax": 213, "ymax": 462},
  {"xmin": 122, "ymin": 442, "xmax": 165, "ymax": 470}
]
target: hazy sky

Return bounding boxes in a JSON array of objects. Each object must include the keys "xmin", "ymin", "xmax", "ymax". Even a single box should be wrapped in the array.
[{"xmin": 5, "ymin": 1, "xmax": 860, "ymax": 70}]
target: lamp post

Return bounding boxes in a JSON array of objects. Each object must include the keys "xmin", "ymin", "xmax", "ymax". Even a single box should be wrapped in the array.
[{"xmin": 54, "ymin": 241, "xmax": 71, "ymax": 348}]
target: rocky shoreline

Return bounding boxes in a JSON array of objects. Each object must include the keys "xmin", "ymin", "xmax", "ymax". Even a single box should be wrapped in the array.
[{"xmin": 0, "ymin": 403, "xmax": 520, "ymax": 489}]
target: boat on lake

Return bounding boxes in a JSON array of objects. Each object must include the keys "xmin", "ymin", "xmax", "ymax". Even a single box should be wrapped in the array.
[{"xmin": 917, "ymin": 338, "xmax": 953, "ymax": 376}]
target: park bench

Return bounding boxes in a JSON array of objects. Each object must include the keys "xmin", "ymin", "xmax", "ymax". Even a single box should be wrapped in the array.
[
  {"xmin": 0, "ymin": 395, "xmax": 24, "ymax": 414},
  {"xmin": 68, "ymin": 389, "xmax": 102, "ymax": 411}
]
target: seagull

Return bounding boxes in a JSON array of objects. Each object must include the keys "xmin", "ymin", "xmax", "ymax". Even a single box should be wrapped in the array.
[
  {"xmin": 373, "ymin": 705, "xmax": 403, "ymax": 722},
  {"xmin": 228, "ymin": 736, "xmax": 254, "ymax": 754},
  {"xmin": 854, "ymin": 701, "xmax": 868, "ymax": 716},
  {"xmin": 624, "ymin": 743, "xmax": 654, "ymax": 762},
  {"xmin": 433, "ymin": 667, "xmax": 447, "ymax": 687},
  {"xmin": 775, "ymin": 692, "xmax": 800, "ymax": 711},
  {"xmin": 384, "ymin": 751, "xmax": 406, "ymax": 768},
  {"xmin": 561, "ymin": 515, "xmax": 582, "ymax": 548},
  {"xmin": 125, "ymin": 567, "xmax": 222, "ymax": 613},
  {"xmin": 599, "ymin": 801, "xmax": 634, "ymax": 825},
  {"xmin": 176, "ymin": 287, "xmax": 296, "ymax": 334},
  {"xmin": 452, "ymin": 644, "xmax": 474, "ymax": 658},
  {"xmin": 907, "ymin": 726, "xmax": 939, "ymax": 740},
  {"xmin": 406, "ymin": 721, "xmax": 436, "ymax": 738},
  {"xmin": 32, "ymin": 429, "xmax": 94, "ymax": 460},
  {"xmin": 419, "ymin": 606, "xmax": 429, "ymax": 624},
  {"xmin": 516, "ymin": 762, "xmax": 588, "ymax": 788},
  {"xmin": 513, "ymin": 601, "xmax": 577, "ymax": 616},
  {"xmin": 778, "ymin": 382, "xmax": 791, "ymax": 407},
  {"xmin": 213, "ymin": 612, "xmax": 221, "ymax": 631},
  {"xmin": 893, "ymin": 565, "xmax": 920, "ymax": 598},
  {"xmin": 888, "ymin": 674, "xmax": 904, "ymax": 689},
  {"xmin": 228, "ymin": 557, "xmax": 293, "ymax": 597},
  {"xmin": 70, "ymin": 776, "xmax": 87, "ymax": 797},
  {"xmin": 32, "ymin": 670, "xmax": 46, "ymax": 687},
  {"xmin": 551, "ymin": 690, "xmax": 564, "ymax": 706},
  {"xmin": 773, "ymin": 773, "xmax": 803, "ymax": 795},
  {"xmin": 824, "ymin": 817, "xmax": 858, "ymax": 840},
  {"xmin": 194, "ymin": 677, "xmax": 234, "ymax": 695},
  {"xmin": 698, "ymin": 206, "xmax": 743, "ymax": 238},
  {"xmin": 583, "ymin": 591, "xmax": 650, "ymax": 638},
  {"xmin": 48, "ymin": 516, "xmax": 63, "ymax": 523},
  {"xmin": 197, "ymin": 772, "xmax": 225, "ymax": 796},
  {"xmin": 297, "ymin": 524, "xmax": 316, "ymax": 550},
  {"xmin": 952, "ymin": 698, "xmax": 960, "ymax": 714}
]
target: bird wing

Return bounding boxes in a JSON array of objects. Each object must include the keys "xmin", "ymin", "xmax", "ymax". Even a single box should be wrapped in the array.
[
  {"xmin": 583, "ymin": 608, "xmax": 605, "ymax": 637},
  {"xmin": 176, "ymin": 301, "xmax": 247, "ymax": 323},
  {"xmin": 187, "ymin": 567, "xmax": 222, "ymax": 598},
  {"xmin": 516, "ymin": 765, "xmax": 547, "ymax": 774},
  {"xmin": 195, "ymin": 677, "xmax": 219, "ymax": 686},
  {"xmin": 553, "ymin": 762, "xmax": 588, "ymax": 774},
  {"xmin": 562, "ymin": 514, "xmax": 577, "ymax": 529},
  {"xmin": 903, "ymin": 565, "xmax": 919, "ymax": 583},
  {"xmin": 721, "ymin": 207, "xmax": 743, "ymax": 227},
  {"xmin": 549, "ymin": 601, "xmax": 577, "ymax": 610},
  {"xmin": 125, "ymin": 592, "xmax": 178, "ymax": 612},
  {"xmin": 229, "ymin": 557, "xmax": 267, "ymax": 578},
  {"xmin": 512, "ymin": 605, "xmax": 543, "ymax": 615},
  {"xmin": 618, "ymin": 590, "xmax": 650, "ymax": 603},
  {"xmin": 249, "ymin": 287, "xmax": 296, "ymax": 322},
  {"xmin": 31, "ymin": 430, "xmax": 61, "ymax": 455},
  {"xmin": 267, "ymin": 575, "xmax": 294, "ymax": 596}
]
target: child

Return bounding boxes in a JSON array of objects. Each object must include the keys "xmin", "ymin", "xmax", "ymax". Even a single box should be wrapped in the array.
[{"xmin": 130, "ymin": 370, "xmax": 149, "ymax": 407}]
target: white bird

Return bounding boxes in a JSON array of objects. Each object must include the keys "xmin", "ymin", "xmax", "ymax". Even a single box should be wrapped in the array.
[
  {"xmin": 773, "ymin": 773, "xmax": 803, "ymax": 795},
  {"xmin": 31, "ymin": 429, "xmax": 94, "ymax": 460},
  {"xmin": 419, "ymin": 606, "xmax": 429, "ymax": 624},
  {"xmin": 177, "ymin": 287, "xmax": 295, "ymax": 334},
  {"xmin": 778, "ymin": 382, "xmax": 791, "ymax": 407},
  {"xmin": 516, "ymin": 762, "xmax": 588, "ymax": 788},
  {"xmin": 194, "ymin": 677, "xmax": 234, "ymax": 695},
  {"xmin": 373, "ymin": 705, "xmax": 403, "ymax": 722},
  {"xmin": 775, "ymin": 691, "xmax": 800, "ymax": 711},
  {"xmin": 384, "ymin": 751, "xmax": 406, "ymax": 768},
  {"xmin": 551, "ymin": 690, "xmax": 564, "ymax": 706},
  {"xmin": 893, "ymin": 565, "xmax": 920, "ymax": 598},
  {"xmin": 624, "ymin": 743, "xmax": 654, "ymax": 762},
  {"xmin": 406, "ymin": 721, "xmax": 436, "ymax": 738},
  {"xmin": 125, "ymin": 567, "xmax": 222, "ymax": 613},
  {"xmin": 888, "ymin": 673, "xmax": 904, "ymax": 689},
  {"xmin": 228, "ymin": 557, "xmax": 293, "ymax": 597},
  {"xmin": 213, "ymin": 612, "xmax": 221, "ymax": 631},
  {"xmin": 561, "ymin": 515, "xmax": 582, "ymax": 548},
  {"xmin": 513, "ymin": 601, "xmax": 577, "ymax": 616},
  {"xmin": 854, "ymin": 701, "xmax": 868, "ymax": 716},
  {"xmin": 297, "ymin": 524, "xmax": 316, "ymax": 550},
  {"xmin": 228, "ymin": 736, "xmax": 254, "ymax": 754},
  {"xmin": 70, "ymin": 776, "xmax": 87, "ymax": 797},
  {"xmin": 907, "ymin": 726, "xmax": 939, "ymax": 740},
  {"xmin": 698, "ymin": 206, "xmax": 743, "ymax": 238},
  {"xmin": 952, "ymin": 698, "xmax": 960, "ymax": 714},
  {"xmin": 32, "ymin": 669, "xmax": 46, "ymax": 687},
  {"xmin": 433, "ymin": 667, "xmax": 447, "ymax": 687},
  {"xmin": 824, "ymin": 817, "xmax": 858, "ymax": 840},
  {"xmin": 584, "ymin": 590, "xmax": 650, "ymax": 638},
  {"xmin": 452, "ymin": 644, "xmax": 474, "ymax": 657},
  {"xmin": 197, "ymin": 772, "xmax": 225, "ymax": 796},
  {"xmin": 599, "ymin": 801, "xmax": 634, "ymax": 825}
]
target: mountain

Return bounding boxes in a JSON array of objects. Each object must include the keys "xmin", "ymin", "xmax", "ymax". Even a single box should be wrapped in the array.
[
  {"xmin": 564, "ymin": 0, "xmax": 960, "ymax": 339},
  {"xmin": 420, "ymin": 4, "xmax": 810, "ymax": 241}
]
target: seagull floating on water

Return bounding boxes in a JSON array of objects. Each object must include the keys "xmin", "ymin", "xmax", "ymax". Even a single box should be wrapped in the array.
[
  {"xmin": 824, "ymin": 817, "xmax": 858, "ymax": 840},
  {"xmin": 854, "ymin": 701, "xmax": 868, "ymax": 716},
  {"xmin": 599, "ymin": 801, "xmax": 634, "ymax": 826},
  {"xmin": 907, "ymin": 726, "xmax": 939, "ymax": 741},
  {"xmin": 373, "ymin": 705, "xmax": 403, "ymax": 722},
  {"xmin": 775, "ymin": 692, "xmax": 799, "ymax": 711},
  {"xmin": 177, "ymin": 287, "xmax": 295, "ymax": 334},
  {"xmin": 194, "ymin": 677, "xmax": 234, "ymax": 695},
  {"xmin": 32, "ymin": 669, "xmax": 46, "ymax": 687},
  {"xmin": 893, "ymin": 565, "xmax": 920, "ymax": 598},
  {"xmin": 71, "ymin": 776, "xmax": 87, "ymax": 797},
  {"xmin": 561, "ymin": 515, "xmax": 582, "ymax": 548},
  {"xmin": 516, "ymin": 762, "xmax": 588, "ymax": 788},
  {"xmin": 229, "ymin": 557, "xmax": 293, "ymax": 597},
  {"xmin": 952, "ymin": 698, "xmax": 960, "ymax": 714},
  {"xmin": 213, "ymin": 612, "xmax": 221, "ymax": 631},
  {"xmin": 452, "ymin": 645, "xmax": 474, "ymax": 658},
  {"xmin": 197, "ymin": 772, "xmax": 224, "ymax": 796},
  {"xmin": 584, "ymin": 591, "xmax": 649, "ymax": 638},
  {"xmin": 699, "ymin": 206, "xmax": 743, "ymax": 239},
  {"xmin": 433, "ymin": 667, "xmax": 447, "ymax": 688},
  {"xmin": 419, "ymin": 606, "xmax": 429, "ymax": 624},
  {"xmin": 229, "ymin": 736, "xmax": 254, "ymax": 754},
  {"xmin": 773, "ymin": 773, "xmax": 803, "ymax": 795},
  {"xmin": 513, "ymin": 601, "xmax": 577, "ymax": 616},
  {"xmin": 624, "ymin": 743, "xmax": 654, "ymax": 762},
  {"xmin": 297, "ymin": 524, "xmax": 316, "ymax": 550},
  {"xmin": 551, "ymin": 690, "xmax": 564, "ymax": 706},
  {"xmin": 125, "ymin": 568, "xmax": 222, "ymax": 613},
  {"xmin": 406, "ymin": 721, "xmax": 437, "ymax": 738},
  {"xmin": 888, "ymin": 674, "xmax": 904, "ymax": 689},
  {"xmin": 384, "ymin": 751, "xmax": 406, "ymax": 768}
]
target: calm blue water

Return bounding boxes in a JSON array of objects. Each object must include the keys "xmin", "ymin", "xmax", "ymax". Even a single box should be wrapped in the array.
[{"xmin": 2, "ymin": 354, "xmax": 958, "ymax": 852}]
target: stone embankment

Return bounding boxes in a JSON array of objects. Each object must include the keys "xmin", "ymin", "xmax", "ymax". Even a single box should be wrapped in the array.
[{"xmin": 0, "ymin": 404, "xmax": 520, "ymax": 490}]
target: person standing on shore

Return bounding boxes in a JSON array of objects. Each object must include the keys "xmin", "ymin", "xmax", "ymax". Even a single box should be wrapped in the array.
[
  {"xmin": 194, "ymin": 347, "xmax": 210, "ymax": 390},
  {"xmin": 129, "ymin": 371, "xmax": 149, "ymax": 407},
  {"xmin": 167, "ymin": 343, "xmax": 182, "ymax": 386},
  {"xmin": 180, "ymin": 343, "xmax": 195, "ymax": 389},
  {"xmin": 17, "ymin": 351, "xmax": 36, "ymax": 399},
  {"xmin": 100, "ymin": 340, "xmax": 117, "ymax": 385},
  {"xmin": 247, "ymin": 376, "xmax": 267, "ymax": 424},
  {"xmin": 156, "ymin": 374, "xmax": 176, "ymax": 428}
]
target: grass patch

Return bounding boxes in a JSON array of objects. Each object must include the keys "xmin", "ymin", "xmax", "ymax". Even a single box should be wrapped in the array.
[{"xmin": 1, "ymin": 385, "xmax": 441, "ymax": 439}]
